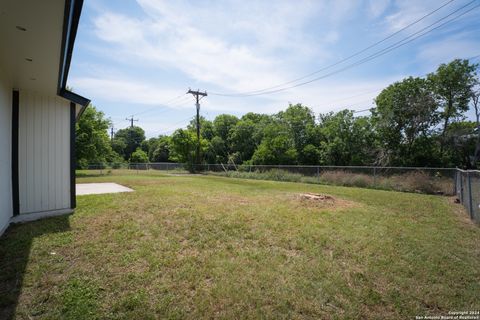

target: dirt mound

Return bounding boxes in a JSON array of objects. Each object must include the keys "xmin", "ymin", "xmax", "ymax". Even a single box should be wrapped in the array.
[
  {"xmin": 297, "ymin": 193, "xmax": 356, "ymax": 210},
  {"xmin": 299, "ymin": 193, "xmax": 335, "ymax": 202}
]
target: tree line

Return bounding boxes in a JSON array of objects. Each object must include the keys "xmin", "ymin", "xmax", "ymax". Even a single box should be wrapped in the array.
[{"xmin": 76, "ymin": 59, "xmax": 480, "ymax": 169}]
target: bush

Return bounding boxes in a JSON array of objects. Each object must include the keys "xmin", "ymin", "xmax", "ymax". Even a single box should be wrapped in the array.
[
  {"xmin": 318, "ymin": 171, "xmax": 374, "ymax": 188},
  {"xmin": 348, "ymin": 174, "xmax": 374, "ymax": 188},
  {"xmin": 212, "ymin": 169, "xmax": 302, "ymax": 183},
  {"xmin": 77, "ymin": 158, "xmax": 89, "ymax": 170},
  {"xmin": 209, "ymin": 168, "xmax": 453, "ymax": 195},
  {"xmin": 385, "ymin": 171, "xmax": 449, "ymax": 194},
  {"xmin": 130, "ymin": 148, "xmax": 149, "ymax": 163}
]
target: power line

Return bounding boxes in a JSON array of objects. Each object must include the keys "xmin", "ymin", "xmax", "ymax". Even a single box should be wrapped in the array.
[
  {"xmin": 309, "ymin": 54, "xmax": 479, "ymax": 116},
  {"xmin": 211, "ymin": 0, "xmax": 458, "ymax": 97},
  {"xmin": 210, "ymin": 0, "xmax": 478, "ymax": 97},
  {"xmin": 131, "ymin": 94, "xmax": 189, "ymax": 116},
  {"xmin": 312, "ymin": 52, "xmax": 480, "ymax": 114},
  {"xmin": 133, "ymin": 97, "xmax": 194, "ymax": 118},
  {"xmin": 314, "ymin": 92, "xmax": 381, "ymax": 110},
  {"xmin": 143, "ymin": 53, "xmax": 479, "ymax": 137},
  {"xmin": 145, "ymin": 49, "xmax": 479, "ymax": 137},
  {"xmin": 216, "ymin": 0, "xmax": 479, "ymax": 97},
  {"xmin": 149, "ymin": 116, "xmax": 195, "ymax": 136}
]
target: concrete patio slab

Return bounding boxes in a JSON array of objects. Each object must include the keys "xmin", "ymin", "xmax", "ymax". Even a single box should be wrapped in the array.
[{"xmin": 76, "ymin": 183, "xmax": 134, "ymax": 196}]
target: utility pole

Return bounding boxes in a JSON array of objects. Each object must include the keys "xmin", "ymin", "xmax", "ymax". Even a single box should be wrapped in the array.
[
  {"xmin": 125, "ymin": 116, "xmax": 139, "ymax": 128},
  {"xmin": 187, "ymin": 88, "xmax": 207, "ymax": 166},
  {"xmin": 110, "ymin": 127, "xmax": 115, "ymax": 142}
]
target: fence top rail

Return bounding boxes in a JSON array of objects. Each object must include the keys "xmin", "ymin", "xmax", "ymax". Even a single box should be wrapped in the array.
[
  {"xmin": 84, "ymin": 162, "xmax": 181, "ymax": 166},
  {"xmin": 83, "ymin": 163, "xmax": 458, "ymax": 171},
  {"xmin": 197, "ymin": 164, "xmax": 457, "ymax": 170},
  {"xmin": 455, "ymin": 168, "xmax": 480, "ymax": 173},
  {"xmin": 129, "ymin": 162, "xmax": 181, "ymax": 165}
]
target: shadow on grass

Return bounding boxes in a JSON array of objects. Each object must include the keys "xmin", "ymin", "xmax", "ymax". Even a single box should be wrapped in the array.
[{"xmin": 0, "ymin": 216, "xmax": 71, "ymax": 319}]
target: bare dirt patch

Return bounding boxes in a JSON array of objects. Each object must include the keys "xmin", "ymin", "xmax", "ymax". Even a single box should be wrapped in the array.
[
  {"xmin": 297, "ymin": 193, "xmax": 357, "ymax": 210},
  {"xmin": 300, "ymin": 193, "xmax": 335, "ymax": 202}
]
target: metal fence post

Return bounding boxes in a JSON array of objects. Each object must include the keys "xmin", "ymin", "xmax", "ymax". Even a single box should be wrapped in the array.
[
  {"xmin": 467, "ymin": 172, "xmax": 474, "ymax": 219},
  {"xmin": 317, "ymin": 166, "xmax": 320, "ymax": 183},
  {"xmin": 373, "ymin": 167, "xmax": 377, "ymax": 186},
  {"xmin": 453, "ymin": 170, "xmax": 457, "ymax": 195},
  {"xmin": 460, "ymin": 171, "xmax": 464, "ymax": 203}
]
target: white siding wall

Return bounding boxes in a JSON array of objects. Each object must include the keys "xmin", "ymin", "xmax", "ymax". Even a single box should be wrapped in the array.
[
  {"xmin": 0, "ymin": 71, "xmax": 13, "ymax": 233},
  {"xmin": 18, "ymin": 91, "xmax": 71, "ymax": 215}
]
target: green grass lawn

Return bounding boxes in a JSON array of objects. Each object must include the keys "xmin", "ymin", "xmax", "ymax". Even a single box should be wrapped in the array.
[{"xmin": 1, "ymin": 173, "xmax": 479, "ymax": 319}]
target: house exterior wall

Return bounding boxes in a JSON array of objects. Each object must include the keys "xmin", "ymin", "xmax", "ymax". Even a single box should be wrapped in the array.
[
  {"xmin": 18, "ymin": 90, "xmax": 71, "ymax": 215},
  {"xmin": 0, "ymin": 70, "xmax": 13, "ymax": 234}
]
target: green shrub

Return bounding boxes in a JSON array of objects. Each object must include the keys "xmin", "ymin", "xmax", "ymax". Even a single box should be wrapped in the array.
[
  {"xmin": 209, "ymin": 168, "xmax": 453, "ymax": 195},
  {"xmin": 212, "ymin": 169, "xmax": 302, "ymax": 183},
  {"xmin": 77, "ymin": 159, "xmax": 89, "ymax": 170},
  {"xmin": 130, "ymin": 148, "xmax": 149, "ymax": 163}
]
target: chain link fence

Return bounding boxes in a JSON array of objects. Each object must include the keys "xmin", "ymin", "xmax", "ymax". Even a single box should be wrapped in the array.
[
  {"xmin": 79, "ymin": 162, "xmax": 454, "ymax": 193},
  {"xmin": 454, "ymin": 169, "xmax": 480, "ymax": 224},
  {"xmin": 77, "ymin": 162, "xmax": 189, "ymax": 177},
  {"xmin": 193, "ymin": 164, "xmax": 455, "ymax": 194},
  {"xmin": 78, "ymin": 163, "xmax": 480, "ymax": 223}
]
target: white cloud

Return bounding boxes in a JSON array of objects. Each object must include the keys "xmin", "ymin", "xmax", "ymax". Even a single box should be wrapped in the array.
[
  {"xmin": 70, "ymin": 71, "xmax": 397, "ymax": 116},
  {"xmin": 70, "ymin": 76, "xmax": 189, "ymax": 107},
  {"xmin": 384, "ymin": 0, "xmax": 440, "ymax": 32},
  {"xmin": 381, "ymin": 0, "xmax": 478, "ymax": 34},
  {"xmin": 91, "ymin": 13, "xmax": 289, "ymax": 93},
  {"xmin": 417, "ymin": 34, "xmax": 480, "ymax": 71},
  {"xmin": 88, "ymin": 0, "xmax": 370, "ymax": 96},
  {"xmin": 368, "ymin": 0, "xmax": 391, "ymax": 18}
]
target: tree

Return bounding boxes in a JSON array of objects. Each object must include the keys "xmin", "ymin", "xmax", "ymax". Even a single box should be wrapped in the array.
[
  {"xmin": 213, "ymin": 114, "xmax": 239, "ymax": 158},
  {"xmin": 76, "ymin": 58, "xmax": 476, "ymax": 169},
  {"xmin": 251, "ymin": 136, "xmax": 298, "ymax": 165},
  {"xmin": 318, "ymin": 110, "xmax": 377, "ymax": 165},
  {"xmin": 373, "ymin": 77, "xmax": 438, "ymax": 166},
  {"xmin": 251, "ymin": 121, "xmax": 298, "ymax": 165},
  {"xmin": 229, "ymin": 119, "xmax": 258, "ymax": 163},
  {"xmin": 442, "ymin": 121, "xmax": 476, "ymax": 168},
  {"xmin": 75, "ymin": 105, "xmax": 119, "ymax": 168},
  {"xmin": 231, "ymin": 113, "xmax": 273, "ymax": 163},
  {"xmin": 113, "ymin": 126, "xmax": 146, "ymax": 161},
  {"xmin": 169, "ymin": 129, "xmax": 207, "ymax": 170},
  {"xmin": 188, "ymin": 116, "xmax": 215, "ymax": 140},
  {"xmin": 111, "ymin": 138, "xmax": 127, "ymax": 160},
  {"xmin": 206, "ymin": 136, "xmax": 227, "ymax": 163},
  {"xmin": 213, "ymin": 114, "xmax": 239, "ymax": 142},
  {"xmin": 150, "ymin": 136, "xmax": 171, "ymax": 162},
  {"xmin": 301, "ymin": 144, "xmax": 320, "ymax": 165},
  {"xmin": 428, "ymin": 59, "xmax": 478, "ymax": 156},
  {"xmin": 277, "ymin": 104, "xmax": 316, "ymax": 163},
  {"xmin": 130, "ymin": 148, "xmax": 149, "ymax": 163}
]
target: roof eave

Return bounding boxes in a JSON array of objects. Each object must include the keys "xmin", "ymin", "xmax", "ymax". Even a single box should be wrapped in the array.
[{"xmin": 57, "ymin": 0, "xmax": 90, "ymax": 117}]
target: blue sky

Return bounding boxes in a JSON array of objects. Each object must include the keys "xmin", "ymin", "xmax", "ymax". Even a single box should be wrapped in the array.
[{"xmin": 68, "ymin": 0, "xmax": 480, "ymax": 138}]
